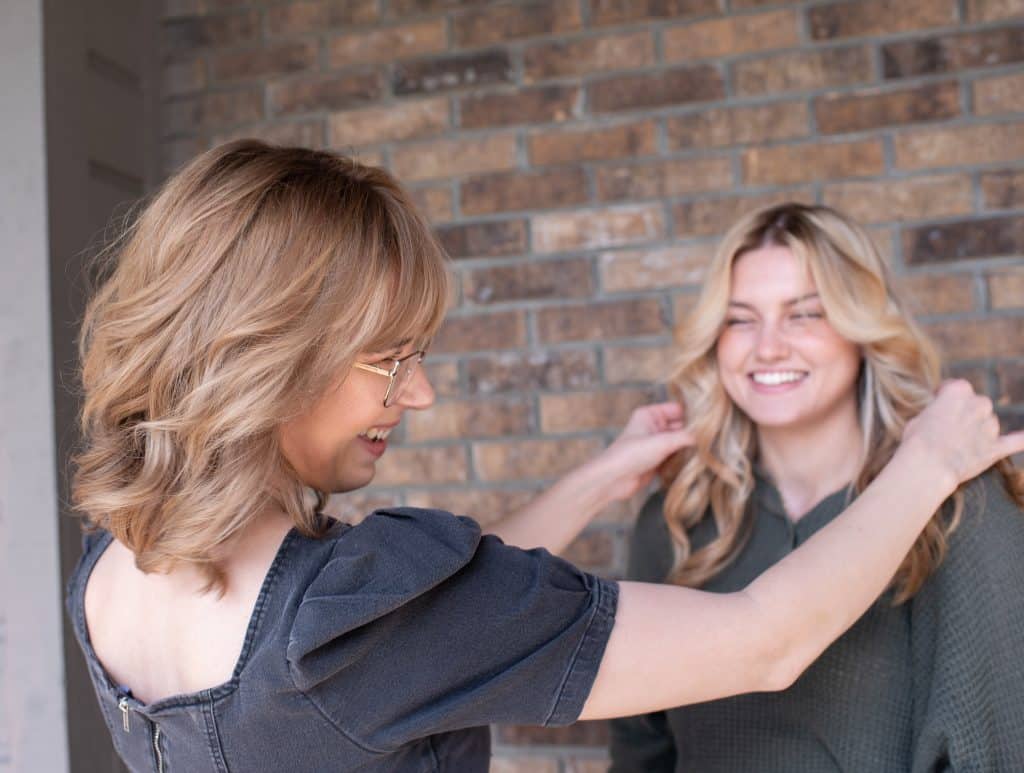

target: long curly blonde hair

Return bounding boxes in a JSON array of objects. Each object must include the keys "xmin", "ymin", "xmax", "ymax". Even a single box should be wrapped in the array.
[
  {"xmin": 73, "ymin": 140, "xmax": 450, "ymax": 592},
  {"xmin": 661, "ymin": 202, "xmax": 1023, "ymax": 603}
]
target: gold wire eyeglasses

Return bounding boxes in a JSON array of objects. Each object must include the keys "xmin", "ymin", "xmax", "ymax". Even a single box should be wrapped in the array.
[{"xmin": 353, "ymin": 350, "xmax": 427, "ymax": 407}]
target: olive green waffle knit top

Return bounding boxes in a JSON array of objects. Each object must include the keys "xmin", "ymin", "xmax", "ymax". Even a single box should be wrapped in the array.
[{"xmin": 609, "ymin": 468, "xmax": 1024, "ymax": 773}]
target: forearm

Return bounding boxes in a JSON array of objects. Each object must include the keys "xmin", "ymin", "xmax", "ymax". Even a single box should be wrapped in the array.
[
  {"xmin": 484, "ymin": 458, "xmax": 613, "ymax": 553},
  {"xmin": 743, "ymin": 440, "xmax": 953, "ymax": 684},
  {"xmin": 582, "ymin": 440, "xmax": 956, "ymax": 719}
]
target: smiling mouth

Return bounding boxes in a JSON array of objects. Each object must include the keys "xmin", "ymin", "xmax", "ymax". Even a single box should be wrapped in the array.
[
  {"xmin": 358, "ymin": 426, "xmax": 394, "ymax": 442},
  {"xmin": 749, "ymin": 370, "xmax": 808, "ymax": 386}
]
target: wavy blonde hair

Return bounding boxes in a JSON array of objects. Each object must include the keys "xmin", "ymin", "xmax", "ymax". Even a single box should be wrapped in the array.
[
  {"xmin": 73, "ymin": 140, "xmax": 450, "ymax": 592},
  {"xmin": 661, "ymin": 202, "xmax": 1023, "ymax": 604}
]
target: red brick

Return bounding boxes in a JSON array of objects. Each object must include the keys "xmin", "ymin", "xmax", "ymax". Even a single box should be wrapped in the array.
[
  {"xmin": 404, "ymin": 488, "xmax": 540, "ymax": 528},
  {"xmin": 989, "ymin": 267, "xmax": 1024, "ymax": 309},
  {"xmin": 541, "ymin": 389, "xmax": 656, "ymax": 432},
  {"xmin": 269, "ymin": 71, "xmax": 383, "ymax": 116},
  {"xmin": 537, "ymin": 299, "xmax": 667, "ymax": 343},
  {"xmin": 589, "ymin": 0, "xmax": 718, "ymax": 26},
  {"xmin": 997, "ymin": 360, "xmax": 1024, "ymax": 403},
  {"xmin": 326, "ymin": 0, "xmax": 380, "ymax": 25},
  {"xmin": 162, "ymin": 11, "xmax": 259, "ymax": 53},
  {"xmin": 329, "ymin": 97, "xmax": 449, "ymax": 146},
  {"xmin": 460, "ymin": 85, "xmax": 581, "ymax": 129},
  {"xmin": 974, "ymin": 71, "xmax": 1024, "ymax": 115},
  {"xmin": 328, "ymin": 19, "xmax": 447, "ymax": 68},
  {"xmin": 672, "ymin": 189, "xmax": 815, "ymax": 238},
  {"xmin": 564, "ymin": 759, "xmax": 614, "ymax": 773},
  {"xmin": 473, "ymin": 437, "xmax": 605, "ymax": 481},
  {"xmin": 453, "ymin": 0, "xmax": 582, "ymax": 47},
  {"xmin": 734, "ymin": 46, "xmax": 872, "ymax": 96},
  {"xmin": 460, "ymin": 167, "xmax": 588, "ymax": 216},
  {"xmin": 666, "ymin": 101, "xmax": 809, "ymax": 149},
  {"xmin": 743, "ymin": 140, "xmax": 884, "ymax": 185},
  {"xmin": 808, "ymin": 0, "xmax": 956, "ymax": 40},
  {"xmin": 528, "ymin": 121, "xmax": 657, "ymax": 166},
  {"xmin": 408, "ymin": 185, "xmax": 454, "ymax": 223},
  {"xmin": 496, "ymin": 721, "xmax": 610, "ymax": 746},
  {"xmin": 211, "ymin": 41, "xmax": 318, "ymax": 84},
  {"xmin": 895, "ymin": 273, "xmax": 976, "ymax": 315},
  {"xmin": 213, "ymin": 120, "xmax": 325, "ymax": 149},
  {"xmin": 465, "ymin": 350, "xmax": 600, "ymax": 395},
  {"xmin": 393, "ymin": 50, "xmax": 513, "ymax": 96},
  {"xmin": 391, "ymin": 135, "xmax": 518, "ymax": 182},
  {"xmin": 981, "ymin": 170, "xmax": 1024, "ymax": 209},
  {"xmin": 595, "ymin": 157, "xmax": 733, "ymax": 201},
  {"xmin": 163, "ymin": 88, "xmax": 263, "ymax": 135},
  {"xmin": 903, "ymin": 215, "xmax": 1024, "ymax": 264},
  {"xmin": 422, "ymin": 359, "xmax": 459, "ymax": 397},
  {"xmin": 463, "ymin": 258, "xmax": 595, "ymax": 305},
  {"xmin": 815, "ymin": 81, "xmax": 961, "ymax": 134},
  {"xmin": 600, "ymin": 245, "xmax": 712, "ymax": 292},
  {"xmin": 664, "ymin": 10, "xmax": 800, "ymax": 61},
  {"xmin": 489, "ymin": 757, "xmax": 559, "ymax": 773},
  {"xmin": 883, "ymin": 27, "xmax": 1024, "ymax": 78},
  {"xmin": 523, "ymin": 31, "xmax": 654, "ymax": 82},
  {"xmin": 604, "ymin": 344, "xmax": 679, "ymax": 384},
  {"xmin": 436, "ymin": 219, "xmax": 528, "ymax": 259},
  {"xmin": 266, "ymin": 2, "xmax": 326, "ymax": 36},
  {"xmin": 822, "ymin": 175, "xmax": 974, "ymax": 224},
  {"xmin": 965, "ymin": 0, "xmax": 1024, "ymax": 21},
  {"xmin": 589, "ymin": 66, "xmax": 724, "ymax": 113},
  {"xmin": 927, "ymin": 317, "xmax": 1024, "ymax": 358},
  {"xmin": 532, "ymin": 205, "xmax": 666, "ymax": 253},
  {"xmin": 373, "ymin": 445, "xmax": 468, "ymax": 486},
  {"xmin": 404, "ymin": 396, "xmax": 533, "ymax": 441},
  {"xmin": 894, "ymin": 123, "xmax": 1024, "ymax": 170},
  {"xmin": 433, "ymin": 311, "xmax": 527, "ymax": 353},
  {"xmin": 322, "ymin": 491, "xmax": 402, "ymax": 524},
  {"xmin": 562, "ymin": 529, "xmax": 617, "ymax": 571}
]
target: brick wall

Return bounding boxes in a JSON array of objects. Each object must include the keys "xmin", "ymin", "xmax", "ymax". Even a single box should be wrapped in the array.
[{"xmin": 160, "ymin": 1, "xmax": 1024, "ymax": 769}]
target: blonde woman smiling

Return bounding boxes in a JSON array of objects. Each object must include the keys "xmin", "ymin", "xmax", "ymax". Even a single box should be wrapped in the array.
[
  {"xmin": 610, "ymin": 203, "xmax": 1024, "ymax": 773},
  {"xmin": 67, "ymin": 144, "xmax": 1021, "ymax": 772}
]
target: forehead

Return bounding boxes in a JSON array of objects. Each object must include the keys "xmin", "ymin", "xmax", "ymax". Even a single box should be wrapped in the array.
[{"xmin": 730, "ymin": 245, "xmax": 817, "ymax": 303}]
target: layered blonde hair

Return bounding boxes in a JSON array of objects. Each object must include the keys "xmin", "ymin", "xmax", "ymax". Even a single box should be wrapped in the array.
[
  {"xmin": 73, "ymin": 140, "xmax": 450, "ymax": 591},
  {"xmin": 661, "ymin": 202, "xmax": 1023, "ymax": 603}
]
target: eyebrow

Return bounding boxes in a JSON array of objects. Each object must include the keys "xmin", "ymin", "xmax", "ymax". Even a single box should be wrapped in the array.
[{"xmin": 728, "ymin": 292, "xmax": 821, "ymax": 310}]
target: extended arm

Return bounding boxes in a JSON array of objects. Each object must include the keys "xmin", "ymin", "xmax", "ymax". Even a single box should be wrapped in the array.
[
  {"xmin": 485, "ymin": 402, "xmax": 691, "ymax": 554},
  {"xmin": 581, "ymin": 381, "xmax": 1024, "ymax": 719}
]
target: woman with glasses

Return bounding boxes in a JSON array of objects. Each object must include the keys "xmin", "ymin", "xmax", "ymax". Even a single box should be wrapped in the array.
[
  {"xmin": 609, "ymin": 203, "xmax": 1024, "ymax": 772},
  {"xmin": 67, "ymin": 142, "xmax": 1022, "ymax": 773}
]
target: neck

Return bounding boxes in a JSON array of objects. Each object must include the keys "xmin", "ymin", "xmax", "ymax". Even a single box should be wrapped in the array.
[{"xmin": 756, "ymin": 394, "xmax": 863, "ymax": 521}]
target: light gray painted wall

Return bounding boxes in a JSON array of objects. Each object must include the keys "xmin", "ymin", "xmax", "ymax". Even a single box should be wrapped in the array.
[{"xmin": 0, "ymin": 1, "xmax": 71, "ymax": 771}]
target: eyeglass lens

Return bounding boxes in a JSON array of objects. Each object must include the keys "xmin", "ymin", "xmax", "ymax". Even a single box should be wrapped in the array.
[{"xmin": 384, "ymin": 355, "xmax": 421, "ymax": 407}]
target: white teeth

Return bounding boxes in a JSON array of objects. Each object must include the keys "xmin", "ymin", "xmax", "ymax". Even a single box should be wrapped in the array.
[
  {"xmin": 751, "ymin": 371, "xmax": 806, "ymax": 386},
  {"xmin": 360, "ymin": 427, "xmax": 393, "ymax": 441}
]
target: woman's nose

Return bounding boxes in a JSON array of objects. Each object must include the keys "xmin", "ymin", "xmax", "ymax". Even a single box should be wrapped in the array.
[
  {"xmin": 397, "ymin": 364, "xmax": 435, "ymax": 410},
  {"xmin": 755, "ymin": 324, "xmax": 790, "ymax": 360}
]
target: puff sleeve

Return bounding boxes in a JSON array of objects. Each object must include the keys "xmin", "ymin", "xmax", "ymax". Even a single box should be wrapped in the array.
[{"xmin": 286, "ymin": 507, "xmax": 618, "ymax": 754}]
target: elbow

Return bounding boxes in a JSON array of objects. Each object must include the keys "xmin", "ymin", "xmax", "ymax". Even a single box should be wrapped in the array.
[{"xmin": 741, "ymin": 593, "xmax": 815, "ymax": 693}]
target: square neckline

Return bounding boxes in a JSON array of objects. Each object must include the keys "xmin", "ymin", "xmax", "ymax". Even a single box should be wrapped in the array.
[{"xmin": 69, "ymin": 526, "xmax": 301, "ymax": 715}]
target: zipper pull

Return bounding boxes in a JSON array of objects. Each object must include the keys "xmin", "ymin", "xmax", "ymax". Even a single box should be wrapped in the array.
[
  {"xmin": 116, "ymin": 686, "xmax": 133, "ymax": 733},
  {"xmin": 118, "ymin": 696, "xmax": 131, "ymax": 732}
]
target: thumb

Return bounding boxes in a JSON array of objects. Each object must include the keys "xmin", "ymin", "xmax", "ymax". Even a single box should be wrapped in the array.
[{"xmin": 996, "ymin": 430, "xmax": 1024, "ymax": 460}]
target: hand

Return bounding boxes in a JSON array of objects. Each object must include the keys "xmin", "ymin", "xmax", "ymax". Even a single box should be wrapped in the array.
[
  {"xmin": 591, "ymin": 402, "xmax": 695, "ymax": 503},
  {"xmin": 900, "ymin": 379, "xmax": 1024, "ymax": 491}
]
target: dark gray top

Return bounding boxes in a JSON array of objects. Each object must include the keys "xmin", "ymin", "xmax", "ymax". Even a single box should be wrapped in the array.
[
  {"xmin": 609, "ymin": 468, "xmax": 1024, "ymax": 773},
  {"xmin": 67, "ymin": 507, "xmax": 618, "ymax": 772}
]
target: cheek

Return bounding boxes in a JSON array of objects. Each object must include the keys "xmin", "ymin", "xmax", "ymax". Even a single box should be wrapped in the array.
[{"xmin": 715, "ymin": 334, "xmax": 749, "ymax": 396}]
